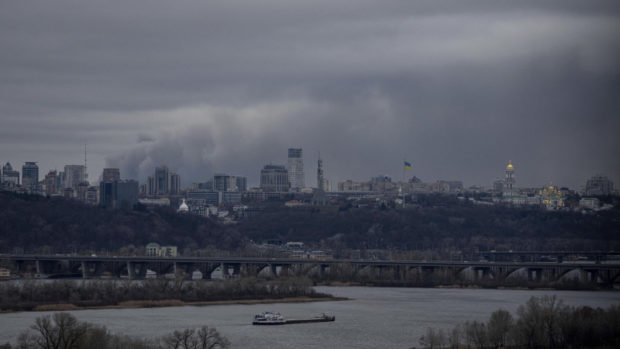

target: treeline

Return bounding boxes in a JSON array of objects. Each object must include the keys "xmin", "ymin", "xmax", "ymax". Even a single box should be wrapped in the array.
[
  {"xmin": 0, "ymin": 191, "xmax": 243, "ymax": 253},
  {"xmin": 0, "ymin": 277, "xmax": 329, "ymax": 312},
  {"xmin": 239, "ymin": 199, "xmax": 620, "ymax": 253},
  {"xmin": 416, "ymin": 295, "xmax": 620, "ymax": 349},
  {"xmin": 1, "ymin": 312, "xmax": 229, "ymax": 349},
  {"xmin": 1, "ymin": 191, "xmax": 619, "ymax": 254}
]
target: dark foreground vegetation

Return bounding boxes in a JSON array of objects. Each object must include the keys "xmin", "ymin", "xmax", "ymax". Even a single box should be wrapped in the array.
[
  {"xmin": 416, "ymin": 295, "xmax": 620, "ymax": 349},
  {"xmin": 0, "ymin": 277, "xmax": 330, "ymax": 312},
  {"xmin": 0, "ymin": 312, "xmax": 229, "ymax": 349},
  {"xmin": 1, "ymin": 191, "xmax": 619, "ymax": 255}
]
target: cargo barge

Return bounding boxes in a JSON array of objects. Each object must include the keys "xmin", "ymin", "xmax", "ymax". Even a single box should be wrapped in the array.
[{"xmin": 252, "ymin": 312, "xmax": 335, "ymax": 325}]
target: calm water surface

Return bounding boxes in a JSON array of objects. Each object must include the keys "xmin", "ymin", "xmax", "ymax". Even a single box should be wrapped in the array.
[{"xmin": 1, "ymin": 286, "xmax": 619, "ymax": 348}]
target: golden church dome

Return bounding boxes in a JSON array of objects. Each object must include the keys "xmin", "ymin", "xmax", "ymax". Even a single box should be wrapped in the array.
[{"xmin": 506, "ymin": 161, "xmax": 514, "ymax": 171}]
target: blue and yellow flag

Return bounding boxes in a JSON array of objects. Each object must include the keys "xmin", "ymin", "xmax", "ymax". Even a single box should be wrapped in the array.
[{"xmin": 404, "ymin": 161, "xmax": 412, "ymax": 171}]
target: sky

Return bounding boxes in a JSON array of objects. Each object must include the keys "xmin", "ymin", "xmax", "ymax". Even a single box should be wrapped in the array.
[{"xmin": 1, "ymin": 0, "xmax": 619, "ymax": 189}]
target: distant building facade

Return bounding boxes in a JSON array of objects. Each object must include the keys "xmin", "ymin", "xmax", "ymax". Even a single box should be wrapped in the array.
[
  {"xmin": 212, "ymin": 174, "xmax": 247, "ymax": 192},
  {"xmin": 260, "ymin": 165, "xmax": 289, "ymax": 192},
  {"xmin": 44, "ymin": 170, "xmax": 58, "ymax": 196},
  {"xmin": 64, "ymin": 165, "xmax": 87, "ymax": 190},
  {"xmin": 21, "ymin": 162, "xmax": 39, "ymax": 188},
  {"xmin": 1, "ymin": 162, "xmax": 20, "ymax": 190},
  {"xmin": 585, "ymin": 175, "xmax": 614, "ymax": 196},
  {"xmin": 147, "ymin": 165, "xmax": 180, "ymax": 195},
  {"xmin": 102, "ymin": 168, "xmax": 120, "ymax": 183},
  {"xmin": 100, "ymin": 180, "xmax": 139, "ymax": 209}
]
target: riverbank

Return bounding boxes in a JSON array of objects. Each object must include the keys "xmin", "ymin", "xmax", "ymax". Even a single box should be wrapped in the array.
[
  {"xmin": 10, "ymin": 296, "xmax": 348, "ymax": 313},
  {"xmin": 315, "ymin": 280, "xmax": 606, "ymax": 291},
  {"xmin": 0, "ymin": 277, "xmax": 337, "ymax": 312}
]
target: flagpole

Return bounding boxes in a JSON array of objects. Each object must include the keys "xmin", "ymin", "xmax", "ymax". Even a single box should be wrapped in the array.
[{"xmin": 402, "ymin": 158, "xmax": 405, "ymax": 208}]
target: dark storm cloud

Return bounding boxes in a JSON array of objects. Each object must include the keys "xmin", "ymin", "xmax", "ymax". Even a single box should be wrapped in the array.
[{"xmin": 1, "ymin": 0, "xmax": 619, "ymax": 188}]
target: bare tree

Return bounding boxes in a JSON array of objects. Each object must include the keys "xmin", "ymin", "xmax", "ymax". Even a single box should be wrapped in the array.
[
  {"xmin": 159, "ymin": 326, "xmax": 229, "ymax": 349},
  {"xmin": 448, "ymin": 324, "xmax": 463, "ymax": 349},
  {"xmin": 419, "ymin": 327, "xmax": 446, "ymax": 349},
  {"xmin": 515, "ymin": 295, "xmax": 565, "ymax": 349},
  {"xmin": 464, "ymin": 321, "xmax": 487, "ymax": 349},
  {"xmin": 24, "ymin": 313, "xmax": 88, "ymax": 349},
  {"xmin": 487, "ymin": 309, "xmax": 514, "ymax": 349}
]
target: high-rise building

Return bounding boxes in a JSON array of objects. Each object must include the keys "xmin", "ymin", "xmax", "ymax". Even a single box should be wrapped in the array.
[
  {"xmin": 585, "ymin": 175, "xmax": 614, "ymax": 196},
  {"xmin": 22, "ymin": 162, "xmax": 39, "ymax": 188},
  {"xmin": 214, "ymin": 174, "xmax": 235, "ymax": 192},
  {"xmin": 86, "ymin": 186, "xmax": 99, "ymax": 205},
  {"xmin": 213, "ymin": 174, "xmax": 247, "ymax": 192},
  {"xmin": 76, "ymin": 181, "xmax": 90, "ymax": 202},
  {"xmin": 260, "ymin": 165, "xmax": 289, "ymax": 192},
  {"xmin": 312, "ymin": 155, "xmax": 328, "ymax": 205},
  {"xmin": 147, "ymin": 176, "xmax": 156, "ymax": 195},
  {"xmin": 64, "ymin": 165, "xmax": 87, "ymax": 190},
  {"xmin": 100, "ymin": 180, "xmax": 138, "ymax": 209},
  {"xmin": 235, "ymin": 176, "xmax": 247, "ymax": 192},
  {"xmin": 102, "ymin": 168, "xmax": 120, "ymax": 183},
  {"xmin": 146, "ymin": 166, "xmax": 180, "ymax": 196},
  {"xmin": 44, "ymin": 170, "xmax": 57, "ymax": 196},
  {"xmin": 155, "ymin": 166, "xmax": 169, "ymax": 195},
  {"xmin": 169, "ymin": 173, "xmax": 181, "ymax": 194},
  {"xmin": 287, "ymin": 148, "xmax": 305, "ymax": 191},
  {"xmin": 1, "ymin": 162, "xmax": 20, "ymax": 189}
]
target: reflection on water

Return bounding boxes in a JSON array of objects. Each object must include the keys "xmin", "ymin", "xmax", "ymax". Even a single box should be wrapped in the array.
[{"xmin": 0, "ymin": 286, "xmax": 618, "ymax": 348}]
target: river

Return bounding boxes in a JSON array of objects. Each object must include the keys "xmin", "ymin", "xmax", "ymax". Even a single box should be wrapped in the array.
[{"xmin": 1, "ymin": 286, "xmax": 619, "ymax": 348}]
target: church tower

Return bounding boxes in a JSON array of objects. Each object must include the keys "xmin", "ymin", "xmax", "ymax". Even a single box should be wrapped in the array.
[{"xmin": 504, "ymin": 160, "xmax": 515, "ymax": 197}]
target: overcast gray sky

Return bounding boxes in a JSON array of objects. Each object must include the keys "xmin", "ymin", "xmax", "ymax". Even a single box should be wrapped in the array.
[{"xmin": 1, "ymin": 0, "xmax": 619, "ymax": 189}]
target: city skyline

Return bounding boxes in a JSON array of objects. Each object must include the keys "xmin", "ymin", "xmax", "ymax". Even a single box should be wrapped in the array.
[
  {"xmin": 0, "ymin": 154, "xmax": 615, "ymax": 192},
  {"xmin": 1, "ymin": 1, "xmax": 619, "ymax": 189}
]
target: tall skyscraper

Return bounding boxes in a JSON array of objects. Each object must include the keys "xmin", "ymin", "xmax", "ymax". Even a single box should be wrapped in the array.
[
  {"xmin": 287, "ymin": 148, "xmax": 305, "ymax": 191},
  {"xmin": 169, "ymin": 173, "xmax": 181, "ymax": 194},
  {"xmin": 22, "ymin": 162, "xmax": 39, "ymax": 187},
  {"xmin": 235, "ymin": 176, "xmax": 247, "ymax": 192},
  {"xmin": 44, "ymin": 170, "xmax": 57, "ymax": 196},
  {"xmin": 260, "ymin": 165, "xmax": 289, "ymax": 192},
  {"xmin": 147, "ymin": 166, "xmax": 180, "ymax": 196},
  {"xmin": 64, "ymin": 165, "xmax": 87, "ymax": 189},
  {"xmin": 155, "ymin": 165, "xmax": 169, "ymax": 195}
]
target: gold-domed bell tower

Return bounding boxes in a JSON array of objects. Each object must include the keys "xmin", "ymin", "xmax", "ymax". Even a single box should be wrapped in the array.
[{"xmin": 504, "ymin": 160, "xmax": 515, "ymax": 197}]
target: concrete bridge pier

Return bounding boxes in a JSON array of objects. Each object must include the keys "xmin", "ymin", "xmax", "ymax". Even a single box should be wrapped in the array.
[
  {"xmin": 173, "ymin": 262, "xmax": 193, "ymax": 279},
  {"xmin": 319, "ymin": 264, "xmax": 329, "ymax": 279},
  {"xmin": 126, "ymin": 261, "xmax": 147, "ymax": 280},
  {"xmin": 279, "ymin": 264, "xmax": 291, "ymax": 277},
  {"xmin": 81, "ymin": 261, "xmax": 89, "ymax": 279},
  {"xmin": 527, "ymin": 268, "xmax": 542, "ymax": 282},
  {"xmin": 581, "ymin": 269, "xmax": 599, "ymax": 283},
  {"xmin": 198, "ymin": 263, "xmax": 219, "ymax": 280}
]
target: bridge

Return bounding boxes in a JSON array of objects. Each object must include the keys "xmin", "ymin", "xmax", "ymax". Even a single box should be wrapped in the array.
[
  {"xmin": 2, "ymin": 254, "xmax": 620, "ymax": 285},
  {"xmin": 474, "ymin": 250, "xmax": 620, "ymax": 263}
]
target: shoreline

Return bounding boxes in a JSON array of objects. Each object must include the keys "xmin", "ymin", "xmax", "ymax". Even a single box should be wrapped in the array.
[
  {"xmin": 1, "ymin": 296, "xmax": 349, "ymax": 314},
  {"xmin": 315, "ymin": 281, "xmax": 612, "ymax": 291}
]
